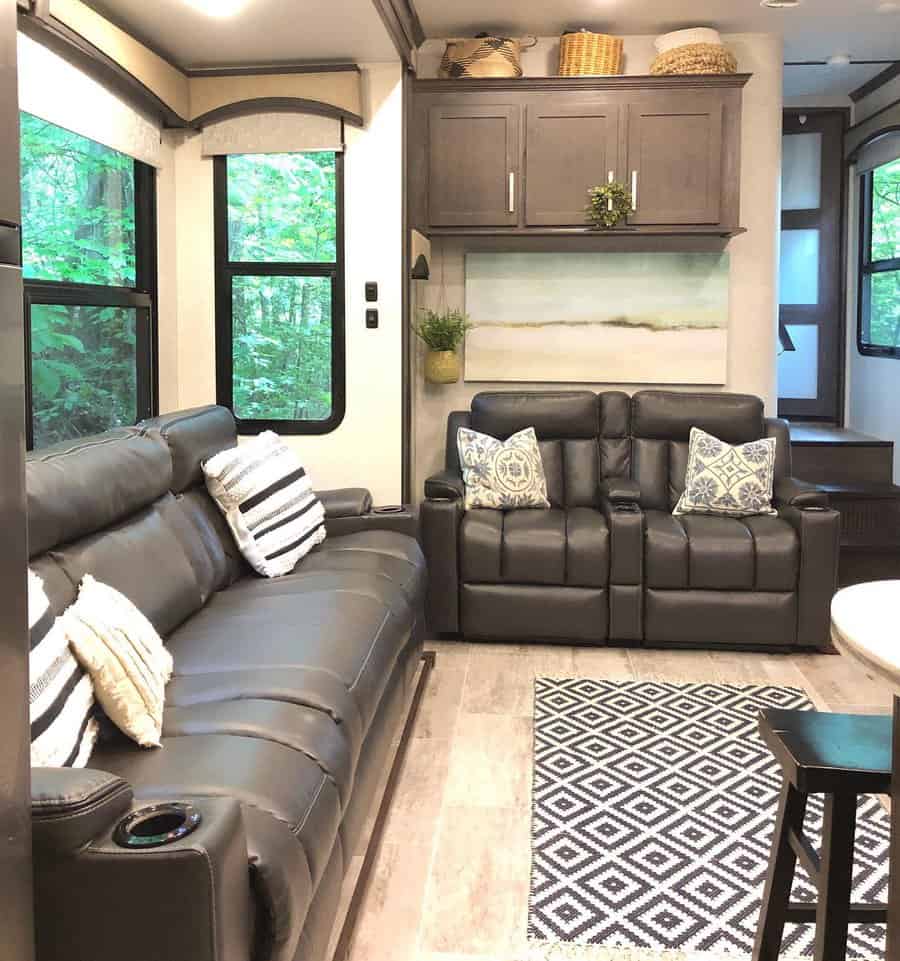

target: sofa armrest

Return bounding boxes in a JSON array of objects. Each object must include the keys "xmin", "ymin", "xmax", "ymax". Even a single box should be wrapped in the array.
[
  {"xmin": 424, "ymin": 469, "xmax": 465, "ymax": 501},
  {"xmin": 774, "ymin": 476, "xmax": 830, "ymax": 510},
  {"xmin": 599, "ymin": 476, "xmax": 641, "ymax": 509},
  {"xmin": 33, "ymin": 787, "xmax": 253, "ymax": 961},
  {"xmin": 32, "ymin": 768, "xmax": 133, "ymax": 855},
  {"xmin": 420, "ymin": 497, "xmax": 463, "ymax": 633},
  {"xmin": 317, "ymin": 487, "xmax": 373, "ymax": 518},
  {"xmin": 778, "ymin": 504, "xmax": 840, "ymax": 648}
]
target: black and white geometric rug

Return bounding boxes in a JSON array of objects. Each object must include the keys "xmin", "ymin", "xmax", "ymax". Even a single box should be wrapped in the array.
[{"xmin": 528, "ymin": 679, "xmax": 889, "ymax": 960}]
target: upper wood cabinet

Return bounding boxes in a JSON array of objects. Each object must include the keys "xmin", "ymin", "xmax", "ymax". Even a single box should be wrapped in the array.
[
  {"xmin": 410, "ymin": 75, "xmax": 748, "ymax": 237},
  {"xmin": 427, "ymin": 104, "xmax": 519, "ymax": 227},
  {"xmin": 525, "ymin": 100, "xmax": 620, "ymax": 227},
  {"xmin": 625, "ymin": 95, "xmax": 724, "ymax": 225}
]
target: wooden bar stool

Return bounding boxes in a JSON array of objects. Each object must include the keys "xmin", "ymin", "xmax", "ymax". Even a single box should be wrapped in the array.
[{"xmin": 754, "ymin": 709, "xmax": 891, "ymax": 961}]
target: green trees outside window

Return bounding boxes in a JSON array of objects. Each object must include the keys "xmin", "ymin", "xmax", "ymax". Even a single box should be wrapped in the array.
[
  {"xmin": 860, "ymin": 156, "xmax": 900, "ymax": 355},
  {"xmin": 215, "ymin": 151, "xmax": 344, "ymax": 434},
  {"xmin": 20, "ymin": 113, "xmax": 155, "ymax": 448}
]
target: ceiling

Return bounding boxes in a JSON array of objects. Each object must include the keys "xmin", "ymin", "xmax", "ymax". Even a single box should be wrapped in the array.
[
  {"xmin": 84, "ymin": 0, "xmax": 399, "ymax": 69},
  {"xmin": 84, "ymin": 0, "xmax": 897, "ymax": 97}
]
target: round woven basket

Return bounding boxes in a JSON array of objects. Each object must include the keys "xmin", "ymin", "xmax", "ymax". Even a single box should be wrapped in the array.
[
  {"xmin": 650, "ymin": 42, "xmax": 737, "ymax": 76},
  {"xmin": 558, "ymin": 31, "xmax": 623, "ymax": 76},
  {"xmin": 439, "ymin": 35, "xmax": 536, "ymax": 79}
]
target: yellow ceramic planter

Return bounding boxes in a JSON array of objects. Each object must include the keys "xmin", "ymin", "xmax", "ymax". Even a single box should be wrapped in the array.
[{"xmin": 425, "ymin": 350, "xmax": 460, "ymax": 384}]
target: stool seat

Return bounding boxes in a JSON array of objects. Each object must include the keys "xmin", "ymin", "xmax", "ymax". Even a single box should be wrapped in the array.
[
  {"xmin": 760, "ymin": 709, "xmax": 892, "ymax": 795},
  {"xmin": 754, "ymin": 708, "xmax": 891, "ymax": 961}
]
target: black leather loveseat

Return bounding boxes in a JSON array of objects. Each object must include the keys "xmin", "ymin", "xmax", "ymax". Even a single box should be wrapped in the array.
[
  {"xmin": 422, "ymin": 390, "xmax": 839, "ymax": 650},
  {"xmin": 28, "ymin": 405, "xmax": 427, "ymax": 961}
]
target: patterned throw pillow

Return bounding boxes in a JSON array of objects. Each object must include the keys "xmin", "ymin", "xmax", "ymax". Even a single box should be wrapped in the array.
[
  {"xmin": 674, "ymin": 427, "xmax": 777, "ymax": 518},
  {"xmin": 64, "ymin": 576, "xmax": 173, "ymax": 748},
  {"xmin": 203, "ymin": 431, "xmax": 326, "ymax": 577},
  {"xmin": 29, "ymin": 570, "xmax": 99, "ymax": 768},
  {"xmin": 457, "ymin": 426, "xmax": 550, "ymax": 510}
]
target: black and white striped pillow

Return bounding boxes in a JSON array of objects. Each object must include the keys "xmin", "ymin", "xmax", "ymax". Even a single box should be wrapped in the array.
[
  {"xmin": 29, "ymin": 571, "xmax": 98, "ymax": 768},
  {"xmin": 203, "ymin": 431, "xmax": 326, "ymax": 578}
]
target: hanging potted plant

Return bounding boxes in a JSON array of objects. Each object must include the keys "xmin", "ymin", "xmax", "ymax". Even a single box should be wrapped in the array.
[
  {"xmin": 413, "ymin": 308, "xmax": 472, "ymax": 384},
  {"xmin": 586, "ymin": 180, "xmax": 632, "ymax": 229}
]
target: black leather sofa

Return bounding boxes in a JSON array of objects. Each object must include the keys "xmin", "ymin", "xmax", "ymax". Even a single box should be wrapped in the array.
[
  {"xmin": 28, "ymin": 405, "xmax": 427, "ymax": 961},
  {"xmin": 422, "ymin": 390, "xmax": 839, "ymax": 650}
]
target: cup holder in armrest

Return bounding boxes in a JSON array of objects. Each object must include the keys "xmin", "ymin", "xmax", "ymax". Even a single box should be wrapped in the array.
[{"xmin": 113, "ymin": 802, "xmax": 202, "ymax": 849}]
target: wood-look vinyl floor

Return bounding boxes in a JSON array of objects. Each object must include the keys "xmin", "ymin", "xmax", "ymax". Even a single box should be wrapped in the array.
[{"xmin": 340, "ymin": 641, "xmax": 894, "ymax": 961}]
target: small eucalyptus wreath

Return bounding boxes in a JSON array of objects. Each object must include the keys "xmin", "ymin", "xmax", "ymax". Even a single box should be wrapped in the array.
[{"xmin": 586, "ymin": 181, "xmax": 632, "ymax": 229}]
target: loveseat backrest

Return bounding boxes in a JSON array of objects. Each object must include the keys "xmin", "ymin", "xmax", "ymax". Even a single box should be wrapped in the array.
[
  {"xmin": 450, "ymin": 391, "xmax": 631, "ymax": 509},
  {"xmin": 630, "ymin": 390, "xmax": 768, "ymax": 511}
]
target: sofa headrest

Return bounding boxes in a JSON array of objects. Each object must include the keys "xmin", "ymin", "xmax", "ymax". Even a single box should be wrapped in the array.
[
  {"xmin": 470, "ymin": 391, "xmax": 599, "ymax": 440},
  {"xmin": 27, "ymin": 429, "xmax": 172, "ymax": 558},
  {"xmin": 141, "ymin": 406, "xmax": 237, "ymax": 494},
  {"xmin": 631, "ymin": 390, "xmax": 765, "ymax": 444}
]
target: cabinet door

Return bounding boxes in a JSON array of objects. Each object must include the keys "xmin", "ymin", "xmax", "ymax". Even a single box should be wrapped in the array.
[
  {"xmin": 626, "ymin": 96, "xmax": 724, "ymax": 225},
  {"xmin": 428, "ymin": 104, "xmax": 519, "ymax": 227},
  {"xmin": 525, "ymin": 101, "xmax": 620, "ymax": 226}
]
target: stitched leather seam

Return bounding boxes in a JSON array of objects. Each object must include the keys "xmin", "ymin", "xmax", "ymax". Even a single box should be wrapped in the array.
[
  {"xmin": 33, "ymin": 782, "xmax": 131, "ymax": 818},
  {"xmin": 31, "ymin": 433, "xmax": 136, "ymax": 464},
  {"xmin": 349, "ymin": 608, "xmax": 391, "ymax": 690},
  {"xmin": 154, "ymin": 407, "xmax": 226, "ymax": 435},
  {"xmin": 294, "ymin": 775, "xmax": 327, "ymax": 835}
]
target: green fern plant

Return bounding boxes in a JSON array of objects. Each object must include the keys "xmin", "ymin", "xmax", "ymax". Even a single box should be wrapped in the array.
[{"xmin": 412, "ymin": 308, "xmax": 472, "ymax": 352}]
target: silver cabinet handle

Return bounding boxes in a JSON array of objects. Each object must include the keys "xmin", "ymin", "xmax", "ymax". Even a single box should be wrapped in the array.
[
  {"xmin": 607, "ymin": 170, "xmax": 614, "ymax": 211},
  {"xmin": 631, "ymin": 170, "xmax": 638, "ymax": 211},
  {"xmin": 509, "ymin": 172, "xmax": 515, "ymax": 213}
]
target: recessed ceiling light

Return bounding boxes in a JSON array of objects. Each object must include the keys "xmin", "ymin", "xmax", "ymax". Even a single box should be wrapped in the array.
[
  {"xmin": 760, "ymin": 0, "xmax": 801, "ymax": 7},
  {"xmin": 877, "ymin": 1, "xmax": 900, "ymax": 12},
  {"xmin": 184, "ymin": 0, "xmax": 247, "ymax": 16}
]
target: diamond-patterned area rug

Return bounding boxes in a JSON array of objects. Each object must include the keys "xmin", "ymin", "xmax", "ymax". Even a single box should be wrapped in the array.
[{"xmin": 527, "ymin": 678, "xmax": 889, "ymax": 961}]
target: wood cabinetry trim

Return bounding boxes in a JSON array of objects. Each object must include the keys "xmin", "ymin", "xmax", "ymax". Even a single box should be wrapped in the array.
[{"xmin": 413, "ymin": 74, "xmax": 751, "ymax": 94}]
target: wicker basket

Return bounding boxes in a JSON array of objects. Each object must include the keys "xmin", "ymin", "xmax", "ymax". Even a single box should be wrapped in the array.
[
  {"xmin": 439, "ymin": 35, "xmax": 536, "ymax": 79},
  {"xmin": 650, "ymin": 42, "xmax": 737, "ymax": 76},
  {"xmin": 558, "ymin": 30, "xmax": 623, "ymax": 76}
]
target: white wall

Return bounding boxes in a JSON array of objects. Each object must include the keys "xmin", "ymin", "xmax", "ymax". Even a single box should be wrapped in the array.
[
  {"xmin": 845, "ymin": 76, "xmax": 900, "ymax": 482},
  {"xmin": 165, "ymin": 63, "xmax": 405, "ymax": 504},
  {"xmin": 411, "ymin": 34, "xmax": 784, "ymax": 500}
]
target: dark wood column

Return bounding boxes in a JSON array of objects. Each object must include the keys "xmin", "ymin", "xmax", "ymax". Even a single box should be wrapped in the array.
[{"xmin": 0, "ymin": 1, "xmax": 34, "ymax": 959}]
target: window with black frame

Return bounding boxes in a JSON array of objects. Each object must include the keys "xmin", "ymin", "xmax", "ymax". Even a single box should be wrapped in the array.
[
  {"xmin": 20, "ymin": 112, "xmax": 157, "ymax": 450},
  {"xmin": 214, "ymin": 151, "xmax": 345, "ymax": 434},
  {"xmin": 859, "ymin": 155, "xmax": 900, "ymax": 357}
]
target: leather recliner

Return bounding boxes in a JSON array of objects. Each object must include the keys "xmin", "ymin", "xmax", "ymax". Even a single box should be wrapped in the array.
[
  {"xmin": 28, "ymin": 405, "xmax": 427, "ymax": 961},
  {"xmin": 421, "ymin": 389, "xmax": 839, "ymax": 650}
]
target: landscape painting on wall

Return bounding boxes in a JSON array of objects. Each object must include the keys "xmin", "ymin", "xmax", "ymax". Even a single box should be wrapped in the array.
[{"xmin": 464, "ymin": 252, "xmax": 729, "ymax": 384}]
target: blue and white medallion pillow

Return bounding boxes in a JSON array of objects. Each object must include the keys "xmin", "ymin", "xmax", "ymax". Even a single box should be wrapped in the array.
[
  {"xmin": 457, "ymin": 426, "xmax": 550, "ymax": 511},
  {"xmin": 673, "ymin": 427, "xmax": 777, "ymax": 518}
]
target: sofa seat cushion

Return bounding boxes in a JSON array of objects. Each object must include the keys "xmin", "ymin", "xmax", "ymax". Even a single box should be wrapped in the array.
[
  {"xmin": 165, "ymin": 577, "xmax": 414, "ymax": 732},
  {"xmin": 296, "ymin": 531, "xmax": 426, "ymax": 606},
  {"xmin": 460, "ymin": 508, "xmax": 609, "ymax": 587},
  {"xmin": 94, "ymin": 733, "xmax": 341, "ymax": 888},
  {"xmin": 164, "ymin": 667, "xmax": 365, "ymax": 769},
  {"xmin": 645, "ymin": 510, "xmax": 799, "ymax": 591},
  {"xmin": 163, "ymin": 699, "xmax": 355, "ymax": 807}
]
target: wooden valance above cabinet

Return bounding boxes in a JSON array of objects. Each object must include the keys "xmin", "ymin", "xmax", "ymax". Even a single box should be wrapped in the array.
[{"xmin": 408, "ymin": 74, "xmax": 750, "ymax": 238}]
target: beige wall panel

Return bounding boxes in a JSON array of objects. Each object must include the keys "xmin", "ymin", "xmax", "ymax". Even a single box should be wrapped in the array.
[{"xmin": 49, "ymin": 0, "xmax": 190, "ymax": 117}]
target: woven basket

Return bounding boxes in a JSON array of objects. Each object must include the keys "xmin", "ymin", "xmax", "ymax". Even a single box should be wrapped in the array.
[
  {"xmin": 439, "ymin": 35, "xmax": 536, "ymax": 79},
  {"xmin": 650, "ymin": 42, "xmax": 737, "ymax": 76},
  {"xmin": 558, "ymin": 31, "xmax": 623, "ymax": 76}
]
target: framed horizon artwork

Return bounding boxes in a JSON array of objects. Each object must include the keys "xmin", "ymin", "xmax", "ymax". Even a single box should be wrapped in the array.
[{"xmin": 463, "ymin": 251, "xmax": 730, "ymax": 384}]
